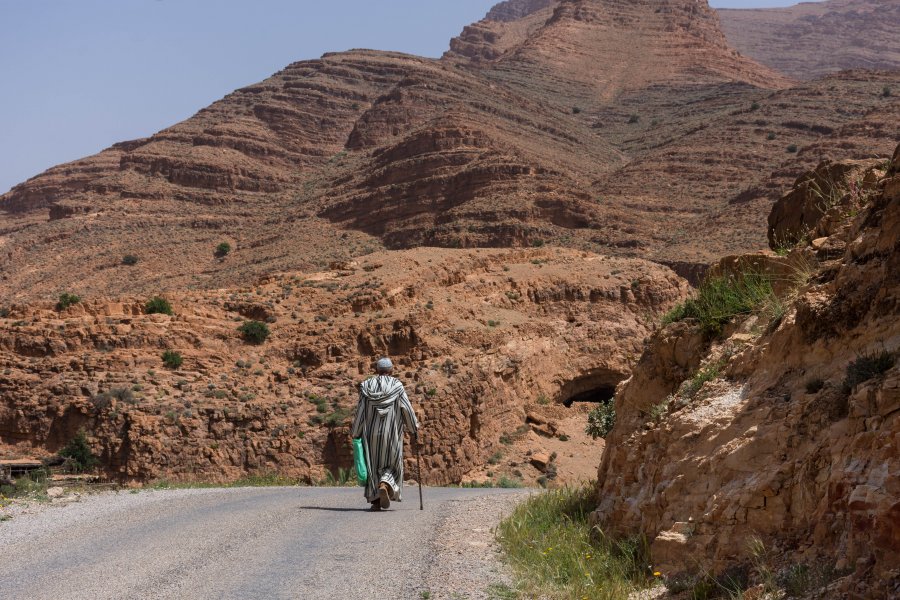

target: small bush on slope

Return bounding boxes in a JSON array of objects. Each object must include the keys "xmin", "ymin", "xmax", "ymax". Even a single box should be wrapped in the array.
[
  {"xmin": 56, "ymin": 293, "xmax": 80, "ymax": 311},
  {"xmin": 497, "ymin": 484, "xmax": 653, "ymax": 599},
  {"xmin": 215, "ymin": 242, "xmax": 231, "ymax": 258},
  {"xmin": 162, "ymin": 350, "xmax": 183, "ymax": 369},
  {"xmin": 238, "ymin": 320, "xmax": 270, "ymax": 344}
]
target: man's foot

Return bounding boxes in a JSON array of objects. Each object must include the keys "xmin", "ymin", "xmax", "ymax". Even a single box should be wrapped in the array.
[
  {"xmin": 369, "ymin": 499, "xmax": 381, "ymax": 511},
  {"xmin": 378, "ymin": 483, "xmax": 391, "ymax": 509}
]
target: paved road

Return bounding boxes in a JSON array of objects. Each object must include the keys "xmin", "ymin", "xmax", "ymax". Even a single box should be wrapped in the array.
[{"xmin": 0, "ymin": 486, "xmax": 525, "ymax": 600}]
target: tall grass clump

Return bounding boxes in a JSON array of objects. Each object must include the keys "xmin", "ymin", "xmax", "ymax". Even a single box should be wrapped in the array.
[
  {"xmin": 662, "ymin": 271, "xmax": 781, "ymax": 336},
  {"xmin": 145, "ymin": 296, "xmax": 174, "ymax": 315},
  {"xmin": 497, "ymin": 484, "xmax": 653, "ymax": 599}
]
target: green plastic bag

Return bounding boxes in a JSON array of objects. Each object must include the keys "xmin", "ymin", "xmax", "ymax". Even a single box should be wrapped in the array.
[{"xmin": 352, "ymin": 438, "xmax": 368, "ymax": 486}]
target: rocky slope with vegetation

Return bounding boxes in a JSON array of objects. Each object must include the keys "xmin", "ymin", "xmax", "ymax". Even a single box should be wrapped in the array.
[
  {"xmin": 592, "ymin": 144, "xmax": 900, "ymax": 598},
  {"xmin": 0, "ymin": 248, "xmax": 686, "ymax": 485}
]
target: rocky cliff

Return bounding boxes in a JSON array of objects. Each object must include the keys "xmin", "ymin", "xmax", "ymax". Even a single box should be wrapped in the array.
[
  {"xmin": 0, "ymin": 248, "xmax": 686, "ymax": 485},
  {"xmin": 592, "ymin": 144, "xmax": 900, "ymax": 598}
]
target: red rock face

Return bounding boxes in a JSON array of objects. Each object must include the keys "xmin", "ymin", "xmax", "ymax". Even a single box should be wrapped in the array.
[
  {"xmin": 0, "ymin": 248, "xmax": 687, "ymax": 485},
  {"xmin": 593, "ymin": 148, "xmax": 900, "ymax": 597},
  {"xmin": 482, "ymin": 0, "xmax": 791, "ymax": 100}
]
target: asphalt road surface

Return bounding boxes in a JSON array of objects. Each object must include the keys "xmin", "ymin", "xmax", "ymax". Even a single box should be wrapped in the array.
[{"xmin": 0, "ymin": 486, "xmax": 526, "ymax": 600}]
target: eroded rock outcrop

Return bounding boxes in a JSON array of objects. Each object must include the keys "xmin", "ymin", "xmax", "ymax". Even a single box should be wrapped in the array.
[
  {"xmin": 0, "ymin": 248, "xmax": 686, "ymax": 485},
  {"xmin": 592, "ymin": 146, "xmax": 900, "ymax": 598}
]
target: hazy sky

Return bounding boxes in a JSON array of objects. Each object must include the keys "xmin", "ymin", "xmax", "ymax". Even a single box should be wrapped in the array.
[{"xmin": 0, "ymin": 1, "xmax": 822, "ymax": 194}]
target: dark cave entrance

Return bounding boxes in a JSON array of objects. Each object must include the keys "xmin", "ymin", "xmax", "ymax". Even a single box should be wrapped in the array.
[
  {"xmin": 558, "ymin": 369, "xmax": 624, "ymax": 407},
  {"xmin": 563, "ymin": 385, "xmax": 617, "ymax": 407}
]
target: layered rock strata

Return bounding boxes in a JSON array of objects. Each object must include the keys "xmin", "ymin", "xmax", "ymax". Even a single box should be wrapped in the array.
[
  {"xmin": 720, "ymin": 0, "xmax": 900, "ymax": 80},
  {"xmin": 0, "ymin": 248, "xmax": 686, "ymax": 485},
  {"xmin": 592, "ymin": 145, "xmax": 900, "ymax": 598},
  {"xmin": 3, "ymin": 1, "xmax": 898, "ymax": 301}
]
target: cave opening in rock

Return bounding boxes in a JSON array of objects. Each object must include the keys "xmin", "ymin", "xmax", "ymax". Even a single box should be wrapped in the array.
[
  {"xmin": 557, "ymin": 369, "xmax": 624, "ymax": 407},
  {"xmin": 563, "ymin": 385, "xmax": 617, "ymax": 407}
]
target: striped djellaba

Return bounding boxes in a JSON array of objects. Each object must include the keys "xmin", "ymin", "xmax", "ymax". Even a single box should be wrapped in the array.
[{"xmin": 351, "ymin": 375, "xmax": 420, "ymax": 503}]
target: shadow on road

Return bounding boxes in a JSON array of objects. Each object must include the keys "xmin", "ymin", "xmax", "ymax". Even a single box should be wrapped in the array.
[{"xmin": 298, "ymin": 506, "xmax": 372, "ymax": 512}]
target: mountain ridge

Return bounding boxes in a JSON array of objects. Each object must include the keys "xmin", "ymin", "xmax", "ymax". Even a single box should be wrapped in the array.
[{"xmin": 1, "ymin": 0, "xmax": 898, "ymax": 302}]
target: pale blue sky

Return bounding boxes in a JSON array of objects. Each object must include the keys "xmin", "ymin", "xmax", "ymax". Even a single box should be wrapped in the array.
[{"xmin": 0, "ymin": 1, "xmax": 821, "ymax": 194}]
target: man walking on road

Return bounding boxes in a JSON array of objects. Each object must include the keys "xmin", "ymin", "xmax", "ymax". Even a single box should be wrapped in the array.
[{"xmin": 351, "ymin": 357, "xmax": 420, "ymax": 511}]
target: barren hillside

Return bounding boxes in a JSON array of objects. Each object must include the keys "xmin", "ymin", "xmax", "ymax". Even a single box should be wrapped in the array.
[{"xmin": 719, "ymin": 0, "xmax": 900, "ymax": 80}]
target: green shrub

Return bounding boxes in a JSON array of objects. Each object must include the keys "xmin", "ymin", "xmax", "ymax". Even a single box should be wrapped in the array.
[
  {"xmin": 787, "ymin": 144, "xmax": 798, "ymax": 153},
  {"xmin": 497, "ymin": 484, "xmax": 651, "ymax": 599},
  {"xmin": 56, "ymin": 293, "xmax": 81, "ymax": 311},
  {"xmin": 767, "ymin": 132, "xmax": 776, "ymax": 140},
  {"xmin": 145, "ymin": 296, "xmax": 173, "ymax": 315},
  {"xmin": 585, "ymin": 400, "xmax": 616, "ymax": 439},
  {"xmin": 750, "ymin": 101, "xmax": 760, "ymax": 110},
  {"xmin": 883, "ymin": 86, "xmax": 892, "ymax": 98},
  {"xmin": 122, "ymin": 255, "xmax": 139, "ymax": 266},
  {"xmin": 215, "ymin": 242, "xmax": 232, "ymax": 258},
  {"xmin": 662, "ymin": 270, "xmax": 781, "ymax": 337},
  {"xmin": 572, "ymin": 106, "xmax": 582, "ymax": 114},
  {"xmin": 238, "ymin": 320, "xmax": 270, "ymax": 344},
  {"xmin": 58, "ymin": 430, "xmax": 98, "ymax": 473},
  {"xmin": 842, "ymin": 350, "xmax": 895, "ymax": 393},
  {"xmin": 627, "ymin": 114, "xmax": 640, "ymax": 124},
  {"xmin": 162, "ymin": 350, "xmax": 183, "ymax": 369}
]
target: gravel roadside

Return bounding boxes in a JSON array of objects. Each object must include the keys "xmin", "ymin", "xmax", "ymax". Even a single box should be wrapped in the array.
[{"xmin": 424, "ymin": 490, "xmax": 532, "ymax": 599}]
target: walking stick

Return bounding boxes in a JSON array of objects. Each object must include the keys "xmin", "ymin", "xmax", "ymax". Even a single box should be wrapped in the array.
[{"xmin": 415, "ymin": 435, "xmax": 424, "ymax": 510}]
